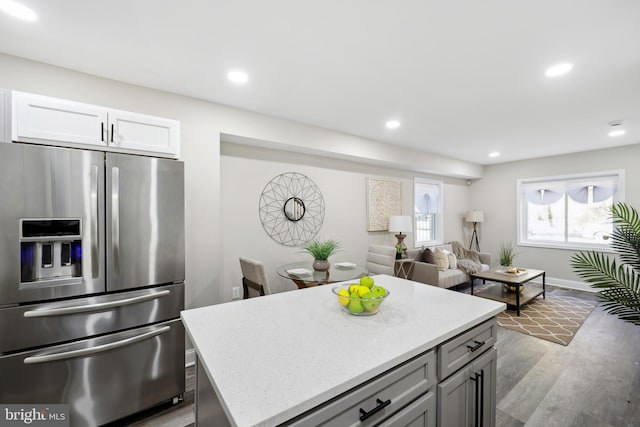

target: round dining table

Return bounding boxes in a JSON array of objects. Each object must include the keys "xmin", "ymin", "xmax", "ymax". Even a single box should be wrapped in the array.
[{"xmin": 277, "ymin": 262, "xmax": 368, "ymax": 289}]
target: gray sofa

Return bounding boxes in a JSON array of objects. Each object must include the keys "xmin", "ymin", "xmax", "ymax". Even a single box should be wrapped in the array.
[{"xmin": 405, "ymin": 243, "xmax": 491, "ymax": 289}]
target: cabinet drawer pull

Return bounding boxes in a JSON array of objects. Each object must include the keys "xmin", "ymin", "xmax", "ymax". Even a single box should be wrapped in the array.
[
  {"xmin": 359, "ymin": 398, "xmax": 391, "ymax": 421},
  {"xmin": 466, "ymin": 340, "xmax": 485, "ymax": 352}
]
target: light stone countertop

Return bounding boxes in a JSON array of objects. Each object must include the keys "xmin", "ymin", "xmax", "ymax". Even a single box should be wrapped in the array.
[{"xmin": 181, "ymin": 274, "xmax": 506, "ymax": 426}]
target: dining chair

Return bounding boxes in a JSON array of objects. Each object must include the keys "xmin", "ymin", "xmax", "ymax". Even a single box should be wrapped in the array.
[
  {"xmin": 239, "ymin": 257, "xmax": 272, "ymax": 299},
  {"xmin": 365, "ymin": 244, "xmax": 396, "ymax": 275}
]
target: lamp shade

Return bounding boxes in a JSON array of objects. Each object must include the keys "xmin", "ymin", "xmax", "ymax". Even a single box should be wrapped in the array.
[
  {"xmin": 465, "ymin": 210, "xmax": 484, "ymax": 223},
  {"xmin": 388, "ymin": 215, "xmax": 413, "ymax": 232}
]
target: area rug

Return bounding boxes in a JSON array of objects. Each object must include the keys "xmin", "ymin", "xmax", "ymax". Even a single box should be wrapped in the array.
[
  {"xmin": 461, "ymin": 283, "xmax": 598, "ymax": 346},
  {"xmin": 497, "ymin": 294, "xmax": 598, "ymax": 346}
]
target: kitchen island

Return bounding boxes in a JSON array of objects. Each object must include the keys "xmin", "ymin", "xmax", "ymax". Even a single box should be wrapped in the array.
[{"xmin": 181, "ymin": 275, "xmax": 505, "ymax": 426}]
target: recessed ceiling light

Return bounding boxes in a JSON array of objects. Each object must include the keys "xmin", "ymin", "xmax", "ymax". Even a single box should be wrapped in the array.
[
  {"xmin": 0, "ymin": 0, "xmax": 37, "ymax": 21},
  {"xmin": 608, "ymin": 128, "xmax": 626, "ymax": 137},
  {"xmin": 608, "ymin": 129, "xmax": 626, "ymax": 137},
  {"xmin": 489, "ymin": 152, "xmax": 500, "ymax": 158},
  {"xmin": 608, "ymin": 120, "xmax": 626, "ymax": 137},
  {"xmin": 227, "ymin": 70, "xmax": 248, "ymax": 84},
  {"xmin": 385, "ymin": 120, "xmax": 400, "ymax": 130},
  {"xmin": 545, "ymin": 62, "xmax": 573, "ymax": 78}
]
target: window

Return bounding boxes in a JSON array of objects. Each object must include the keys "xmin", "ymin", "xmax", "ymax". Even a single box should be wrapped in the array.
[
  {"xmin": 414, "ymin": 178, "xmax": 443, "ymax": 247},
  {"xmin": 517, "ymin": 171, "xmax": 624, "ymax": 250}
]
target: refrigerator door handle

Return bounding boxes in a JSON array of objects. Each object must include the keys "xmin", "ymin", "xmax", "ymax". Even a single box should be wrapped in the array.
[
  {"xmin": 23, "ymin": 326, "xmax": 171, "ymax": 364},
  {"xmin": 91, "ymin": 164, "xmax": 99, "ymax": 278},
  {"xmin": 112, "ymin": 166, "xmax": 120, "ymax": 275},
  {"xmin": 23, "ymin": 290, "xmax": 170, "ymax": 318}
]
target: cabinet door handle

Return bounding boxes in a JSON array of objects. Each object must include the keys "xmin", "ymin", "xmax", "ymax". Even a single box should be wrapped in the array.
[
  {"xmin": 359, "ymin": 398, "xmax": 391, "ymax": 421},
  {"xmin": 101, "ymin": 122, "xmax": 105, "ymax": 142},
  {"xmin": 479, "ymin": 369, "xmax": 485, "ymax": 427},
  {"xmin": 471, "ymin": 373, "xmax": 479, "ymax": 427},
  {"xmin": 110, "ymin": 123, "xmax": 115, "ymax": 143},
  {"xmin": 467, "ymin": 340, "xmax": 485, "ymax": 352}
]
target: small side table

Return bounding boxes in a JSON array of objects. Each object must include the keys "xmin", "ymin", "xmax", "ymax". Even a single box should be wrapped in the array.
[{"xmin": 394, "ymin": 258, "xmax": 414, "ymax": 279}]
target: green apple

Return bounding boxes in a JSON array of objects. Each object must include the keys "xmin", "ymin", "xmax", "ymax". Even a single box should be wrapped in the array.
[
  {"xmin": 371, "ymin": 285, "xmax": 387, "ymax": 298},
  {"xmin": 348, "ymin": 292, "xmax": 364, "ymax": 314},
  {"xmin": 362, "ymin": 292, "xmax": 381, "ymax": 312},
  {"xmin": 360, "ymin": 276, "xmax": 375, "ymax": 289}
]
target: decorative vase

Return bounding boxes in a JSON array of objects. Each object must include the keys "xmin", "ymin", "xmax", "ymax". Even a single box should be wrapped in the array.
[
  {"xmin": 313, "ymin": 259, "xmax": 330, "ymax": 272},
  {"xmin": 504, "ymin": 284, "xmax": 524, "ymax": 293}
]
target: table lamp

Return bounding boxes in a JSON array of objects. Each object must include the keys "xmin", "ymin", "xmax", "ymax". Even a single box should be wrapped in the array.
[
  {"xmin": 465, "ymin": 210, "xmax": 484, "ymax": 251},
  {"xmin": 389, "ymin": 215, "xmax": 413, "ymax": 258}
]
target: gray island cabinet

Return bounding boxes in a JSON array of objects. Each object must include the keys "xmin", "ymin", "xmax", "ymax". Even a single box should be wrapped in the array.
[{"xmin": 181, "ymin": 275, "xmax": 505, "ymax": 426}]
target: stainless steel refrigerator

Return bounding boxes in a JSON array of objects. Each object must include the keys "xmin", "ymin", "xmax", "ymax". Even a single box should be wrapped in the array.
[{"xmin": 0, "ymin": 143, "xmax": 185, "ymax": 426}]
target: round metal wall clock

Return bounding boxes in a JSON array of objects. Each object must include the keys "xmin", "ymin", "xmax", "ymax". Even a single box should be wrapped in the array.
[{"xmin": 259, "ymin": 172, "xmax": 325, "ymax": 246}]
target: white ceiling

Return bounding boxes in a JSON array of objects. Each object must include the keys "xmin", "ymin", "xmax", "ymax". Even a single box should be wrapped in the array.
[{"xmin": 1, "ymin": 0, "xmax": 639, "ymax": 165}]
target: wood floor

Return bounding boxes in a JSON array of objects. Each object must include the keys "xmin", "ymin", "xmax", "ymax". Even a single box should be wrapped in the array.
[
  {"xmin": 494, "ymin": 287, "xmax": 639, "ymax": 427},
  {"xmin": 119, "ymin": 287, "xmax": 639, "ymax": 427}
]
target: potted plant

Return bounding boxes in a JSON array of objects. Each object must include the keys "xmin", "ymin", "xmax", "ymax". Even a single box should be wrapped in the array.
[
  {"xmin": 497, "ymin": 241, "xmax": 521, "ymax": 292},
  {"xmin": 302, "ymin": 239, "xmax": 340, "ymax": 271},
  {"xmin": 571, "ymin": 203, "xmax": 640, "ymax": 325},
  {"xmin": 497, "ymin": 241, "xmax": 516, "ymax": 268},
  {"xmin": 395, "ymin": 244, "xmax": 404, "ymax": 260}
]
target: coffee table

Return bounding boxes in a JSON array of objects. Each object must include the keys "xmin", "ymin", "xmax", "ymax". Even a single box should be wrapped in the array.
[{"xmin": 469, "ymin": 268, "xmax": 545, "ymax": 316}]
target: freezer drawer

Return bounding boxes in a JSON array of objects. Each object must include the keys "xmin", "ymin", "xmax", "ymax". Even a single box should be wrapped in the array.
[
  {"xmin": 0, "ymin": 318, "xmax": 185, "ymax": 427},
  {"xmin": 0, "ymin": 283, "xmax": 184, "ymax": 354}
]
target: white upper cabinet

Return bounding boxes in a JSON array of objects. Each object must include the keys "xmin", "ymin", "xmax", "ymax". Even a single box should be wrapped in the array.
[
  {"xmin": 110, "ymin": 110, "xmax": 179, "ymax": 156},
  {"xmin": 10, "ymin": 91, "xmax": 180, "ymax": 158},
  {"xmin": 14, "ymin": 92, "xmax": 108, "ymax": 147}
]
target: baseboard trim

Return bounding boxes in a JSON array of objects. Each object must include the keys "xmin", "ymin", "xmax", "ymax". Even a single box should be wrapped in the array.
[
  {"xmin": 185, "ymin": 348, "xmax": 196, "ymax": 367},
  {"xmin": 529, "ymin": 276, "xmax": 598, "ymax": 293}
]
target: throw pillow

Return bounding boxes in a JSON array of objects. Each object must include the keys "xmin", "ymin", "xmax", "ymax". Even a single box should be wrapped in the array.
[
  {"xmin": 434, "ymin": 248, "xmax": 449, "ymax": 271},
  {"xmin": 419, "ymin": 247, "xmax": 436, "ymax": 264},
  {"xmin": 448, "ymin": 253, "xmax": 457, "ymax": 269}
]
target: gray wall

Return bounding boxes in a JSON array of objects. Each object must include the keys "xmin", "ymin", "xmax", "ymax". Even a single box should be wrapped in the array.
[
  {"xmin": 221, "ymin": 142, "xmax": 470, "ymax": 298},
  {"xmin": 471, "ymin": 144, "xmax": 640, "ymax": 290}
]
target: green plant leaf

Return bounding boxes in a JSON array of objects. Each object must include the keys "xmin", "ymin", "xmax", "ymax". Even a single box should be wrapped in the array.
[
  {"xmin": 497, "ymin": 241, "xmax": 516, "ymax": 266},
  {"xmin": 610, "ymin": 203, "xmax": 640, "ymax": 274},
  {"xmin": 301, "ymin": 239, "xmax": 340, "ymax": 260},
  {"xmin": 570, "ymin": 213, "xmax": 640, "ymax": 326}
]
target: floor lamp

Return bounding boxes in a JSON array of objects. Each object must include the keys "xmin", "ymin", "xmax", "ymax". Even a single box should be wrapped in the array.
[{"xmin": 465, "ymin": 210, "xmax": 484, "ymax": 252}]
